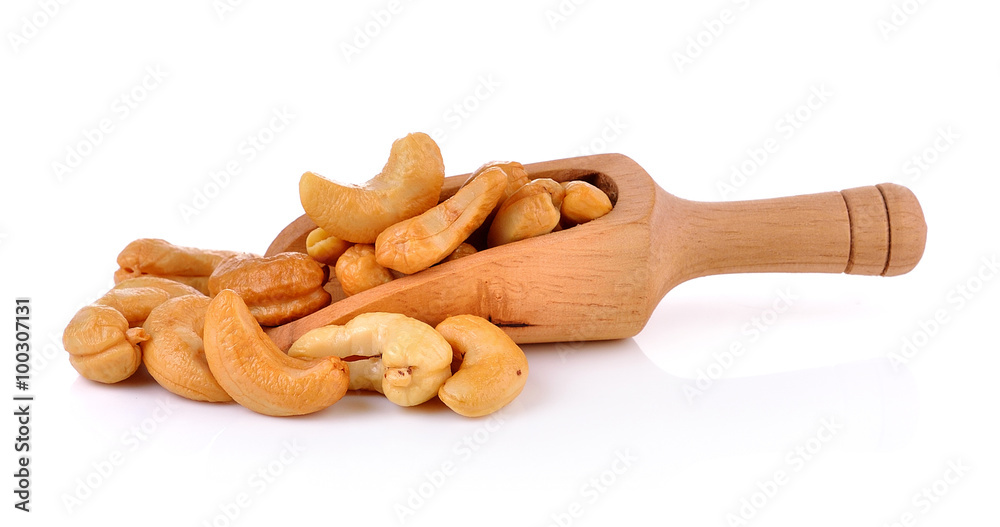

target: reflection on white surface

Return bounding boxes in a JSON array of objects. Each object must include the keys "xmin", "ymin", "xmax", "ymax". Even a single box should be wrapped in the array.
[{"xmin": 44, "ymin": 335, "xmax": 918, "ymax": 526}]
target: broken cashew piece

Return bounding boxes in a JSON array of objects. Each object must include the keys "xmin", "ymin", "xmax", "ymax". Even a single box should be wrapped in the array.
[
  {"xmin": 208, "ymin": 252, "xmax": 330, "ymax": 326},
  {"xmin": 436, "ymin": 315, "xmax": 529, "ymax": 417},
  {"xmin": 560, "ymin": 180, "xmax": 613, "ymax": 227},
  {"xmin": 63, "ymin": 277, "xmax": 204, "ymax": 383},
  {"xmin": 288, "ymin": 313, "xmax": 453, "ymax": 407},
  {"xmin": 203, "ymin": 290, "xmax": 350, "ymax": 416},
  {"xmin": 487, "ymin": 178, "xmax": 565, "ymax": 248},
  {"xmin": 114, "ymin": 238, "xmax": 239, "ymax": 295},
  {"xmin": 306, "ymin": 227, "xmax": 353, "ymax": 266},
  {"xmin": 375, "ymin": 166, "xmax": 507, "ymax": 274},
  {"xmin": 299, "ymin": 132, "xmax": 445, "ymax": 244},
  {"xmin": 142, "ymin": 295, "xmax": 232, "ymax": 403},
  {"xmin": 335, "ymin": 244, "xmax": 395, "ymax": 296}
]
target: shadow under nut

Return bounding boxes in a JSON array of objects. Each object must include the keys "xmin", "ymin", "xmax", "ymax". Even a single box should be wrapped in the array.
[
  {"xmin": 208, "ymin": 252, "xmax": 331, "ymax": 326},
  {"xmin": 141, "ymin": 295, "xmax": 231, "ymax": 403}
]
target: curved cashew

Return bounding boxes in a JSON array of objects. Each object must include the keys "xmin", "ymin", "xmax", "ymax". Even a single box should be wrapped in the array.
[
  {"xmin": 112, "ymin": 276, "xmax": 207, "ymax": 300},
  {"xmin": 208, "ymin": 252, "xmax": 330, "ymax": 326},
  {"xmin": 441, "ymin": 242, "xmax": 477, "ymax": 264},
  {"xmin": 335, "ymin": 244, "xmax": 395, "ymax": 296},
  {"xmin": 560, "ymin": 180, "xmax": 613, "ymax": 227},
  {"xmin": 306, "ymin": 227, "xmax": 353, "ymax": 265},
  {"xmin": 141, "ymin": 295, "xmax": 232, "ymax": 403},
  {"xmin": 114, "ymin": 238, "xmax": 239, "ymax": 295},
  {"xmin": 203, "ymin": 290, "xmax": 350, "ymax": 416},
  {"xmin": 288, "ymin": 313, "xmax": 453, "ymax": 407},
  {"xmin": 63, "ymin": 278, "xmax": 204, "ymax": 383},
  {"xmin": 436, "ymin": 315, "xmax": 529, "ymax": 417},
  {"xmin": 299, "ymin": 132, "xmax": 445, "ymax": 244},
  {"xmin": 375, "ymin": 166, "xmax": 507, "ymax": 274},
  {"xmin": 468, "ymin": 161, "xmax": 530, "ymax": 202},
  {"xmin": 487, "ymin": 178, "xmax": 565, "ymax": 248}
]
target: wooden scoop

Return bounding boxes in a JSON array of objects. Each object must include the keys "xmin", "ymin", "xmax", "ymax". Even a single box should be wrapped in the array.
[{"xmin": 264, "ymin": 154, "xmax": 926, "ymax": 351}]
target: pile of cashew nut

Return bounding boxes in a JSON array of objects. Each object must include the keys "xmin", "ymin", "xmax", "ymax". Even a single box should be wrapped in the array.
[{"xmin": 63, "ymin": 132, "xmax": 612, "ymax": 418}]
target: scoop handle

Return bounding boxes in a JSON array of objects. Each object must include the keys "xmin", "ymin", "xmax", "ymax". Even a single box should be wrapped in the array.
[{"xmin": 668, "ymin": 184, "xmax": 926, "ymax": 282}]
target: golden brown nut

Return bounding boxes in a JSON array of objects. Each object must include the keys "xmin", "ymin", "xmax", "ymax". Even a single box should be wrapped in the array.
[
  {"xmin": 207, "ymin": 253, "xmax": 330, "ymax": 326},
  {"xmin": 112, "ymin": 276, "xmax": 207, "ymax": 300},
  {"xmin": 305, "ymin": 227, "xmax": 353, "ymax": 265},
  {"xmin": 467, "ymin": 161, "xmax": 530, "ymax": 202},
  {"xmin": 375, "ymin": 166, "xmax": 507, "ymax": 274},
  {"xmin": 63, "ymin": 278, "xmax": 204, "ymax": 383},
  {"xmin": 560, "ymin": 180, "xmax": 613, "ymax": 227},
  {"xmin": 203, "ymin": 290, "xmax": 350, "ymax": 416},
  {"xmin": 335, "ymin": 244, "xmax": 395, "ymax": 296},
  {"xmin": 436, "ymin": 315, "xmax": 529, "ymax": 417},
  {"xmin": 460, "ymin": 161, "xmax": 533, "ymax": 248},
  {"xmin": 141, "ymin": 295, "xmax": 231, "ymax": 403},
  {"xmin": 441, "ymin": 243, "xmax": 478, "ymax": 264},
  {"xmin": 114, "ymin": 238, "xmax": 239, "ymax": 295},
  {"xmin": 63, "ymin": 306, "xmax": 149, "ymax": 385},
  {"xmin": 487, "ymin": 178, "xmax": 565, "ymax": 248},
  {"xmin": 299, "ymin": 133, "xmax": 445, "ymax": 244},
  {"xmin": 288, "ymin": 313, "xmax": 453, "ymax": 407}
]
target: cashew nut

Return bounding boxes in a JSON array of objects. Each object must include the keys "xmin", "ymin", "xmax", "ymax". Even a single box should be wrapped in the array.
[
  {"xmin": 486, "ymin": 178, "xmax": 565, "ymax": 248},
  {"xmin": 468, "ymin": 161, "xmax": 530, "ymax": 202},
  {"xmin": 63, "ymin": 277, "xmax": 204, "ymax": 383},
  {"xmin": 203, "ymin": 290, "xmax": 350, "ymax": 416},
  {"xmin": 141, "ymin": 295, "xmax": 232, "ymax": 403},
  {"xmin": 299, "ymin": 132, "xmax": 445, "ymax": 244},
  {"xmin": 335, "ymin": 244, "xmax": 395, "ymax": 296},
  {"xmin": 112, "ymin": 275, "xmax": 206, "ymax": 300},
  {"xmin": 288, "ymin": 313, "xmax": 453, "ymax": 407},
  {"xmin": 436, "ymin": 315, "xmax": 529, "ymax": 417},
  {"xmin": 560, "ymin": 180, "xmax": 613, "ymax": 227},
  {"xmin": 305, "ymin": 227, "xmax": 352, "ymax": 265},
  {"xmin": 441, "ymin": 242, "xmax": 478, "ymax": 264},
  {"xmin": 208, "ymin": 252, "xmax": 330, "ymax": 326},
  {"xmin": 375, "ymin": 166, "xmax": 507, "ymax": 274},
  {"xmin": 114, "ymin": 238, "xmax": 239, "ymax": 295}
]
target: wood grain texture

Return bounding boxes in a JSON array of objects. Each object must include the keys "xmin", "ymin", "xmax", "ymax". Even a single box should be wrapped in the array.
[
  {"xmin": 841, "ymin": 186, "xmax": 889, "ymax": 275},
  {"xmin": 264, "ymin": 154, "xmax": 927, "ymax": 349}
]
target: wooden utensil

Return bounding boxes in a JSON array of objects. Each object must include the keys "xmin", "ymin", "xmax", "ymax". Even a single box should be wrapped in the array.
[{"xmin": 264, "ymin": 154, "xmax": 926, "ymax": 351}]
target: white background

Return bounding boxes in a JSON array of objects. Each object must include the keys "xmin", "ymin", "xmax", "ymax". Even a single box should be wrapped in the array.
[{"xmin": 2, "ymin": 1, "xmax": 998, "ymax": 526}]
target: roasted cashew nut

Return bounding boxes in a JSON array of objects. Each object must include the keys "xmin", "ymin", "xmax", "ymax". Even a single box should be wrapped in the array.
[
  {"xmin": 467, "ymin": 161, "xmax": 530, "ymax": 203},
  {"xmin": 306, "ymin": 227, "xmax": 353, "ymax": 265},
  {"xmin": 436, "ymin": 315, "xmax": 529, "ymax": 417},
  {"xmin": 288, "ymin": 313, "xmax": 453, "ymax": 407},
  {"xmin": 141, "ymin": 295, "xmax": 231, "ymax": 403},
  {"xmin": 560, "ymin": 180, "xmax": 613, "ymax": 227},
  {"xmin": 63, "ymin": 277, "xmax": 204, "ymax": 383},
  {"xmin": 335, "ymin": 244, "xmax": 395, "ymax": 296},
  {"xmin": 203, "ymin": 290, "xmax": 350, "ymax": 416},
  {"xmin": 114, "ymin": 238, "xmax": 239, "ymax": 295},
  {"xmin": 375, "ymin": 166, "xmax": 507, "ymax": 274},
  {"xmin": 440, "ymin": 242, "xmax": 477, "ymax": 264},
  {"xmin": 208, "ymin": 252, "xmax": 330, "ymax": 326},
  {"xmin": 487, "ymin": 178, "xmax": 565, "ymax": 248},
  {"xmin": 299, "ymin": 132, "xmax": 445, "ymax": 244}
]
